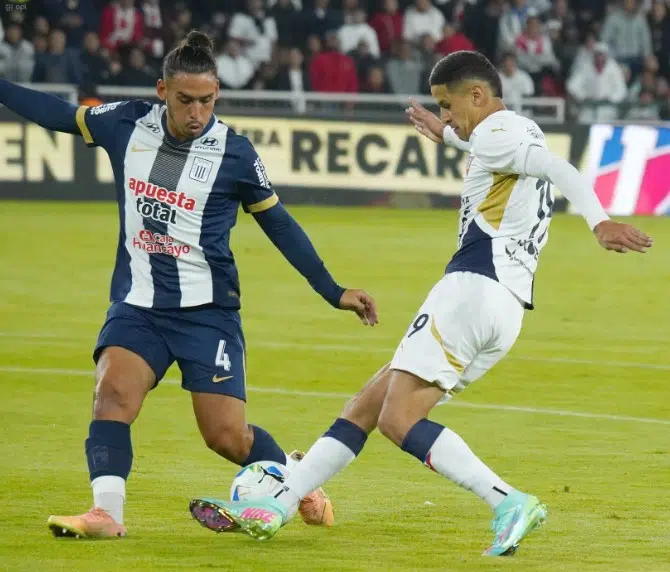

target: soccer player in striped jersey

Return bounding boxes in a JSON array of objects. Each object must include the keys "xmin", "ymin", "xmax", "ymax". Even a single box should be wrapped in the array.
[
  {"xmin": 189, "ymin": 51, "xmax": 653, "ymax": 556},
  {"xmin": 0, "ymin": 30, "xmax": 378, "ymax": 538}
]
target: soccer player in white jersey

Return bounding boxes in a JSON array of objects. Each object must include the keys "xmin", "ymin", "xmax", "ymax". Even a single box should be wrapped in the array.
[
  {"xmin": 189, "ymin": 51, "xmax": 653, "ymax": 556},
  {"xmin": 0, "ymin": 30, "xmax": 379, "ymax": 539}
]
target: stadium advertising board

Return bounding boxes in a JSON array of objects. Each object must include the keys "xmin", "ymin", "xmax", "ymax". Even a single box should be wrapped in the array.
[
  {"xmin": 585, "ymin": 124, "xmax": 670, "ymax": 216},
  {"xmin": 0, "ymin": 110, "xmax": 579, "ymax": 203},
  {"xmin": 225, "ymin": 117, "xmax": 572, "ymax": 196}
]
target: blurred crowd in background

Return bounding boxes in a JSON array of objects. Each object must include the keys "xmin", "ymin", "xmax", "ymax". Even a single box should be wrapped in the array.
[{"xmin": 0, "ymin": 0, "xmax": 668, "ymax": 120}]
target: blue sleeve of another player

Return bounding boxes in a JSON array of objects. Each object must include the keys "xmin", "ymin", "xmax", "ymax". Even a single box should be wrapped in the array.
[
  {"xmin": 0, "ymin": 79, "xmax": 79, "ymax": 134},
  {"xmin": 0, "ymin": 79, "xmax": 131, "ymax": 149},
  {"xmin": 253, "ymin": 203, "xmax": 346, "ymax": 308}
]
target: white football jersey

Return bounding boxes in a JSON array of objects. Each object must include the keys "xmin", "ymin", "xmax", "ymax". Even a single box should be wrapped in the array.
[{"xmin": 446, "ymin": 110, "xmax": 554, "ymax": 309}]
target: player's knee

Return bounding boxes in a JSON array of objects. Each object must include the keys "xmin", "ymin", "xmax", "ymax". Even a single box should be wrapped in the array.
[
  {"xmin": 93, "ymin": 376, "xmax": 141, "ymax": 422},
  {"xmin": 93, "ymin": 347, "xmax": 154, "ymax": 423},
  {"xmin": 203, "ymin": 424, "xmax": 252, "ymax": 464}
]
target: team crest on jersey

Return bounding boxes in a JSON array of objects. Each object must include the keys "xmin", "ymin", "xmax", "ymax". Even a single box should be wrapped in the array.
[{"xmin": 189, "ymin": 157, "xmax": 214, "ymax": 183}]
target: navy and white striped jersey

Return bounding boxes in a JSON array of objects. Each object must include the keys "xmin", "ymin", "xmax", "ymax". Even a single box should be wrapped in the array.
[{"xmin": 76, "ymin": 101, "xmax": 277, "ymax": 309}]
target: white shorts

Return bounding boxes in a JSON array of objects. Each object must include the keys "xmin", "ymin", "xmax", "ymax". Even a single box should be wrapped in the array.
[{"xmin": 390, "ymin": 272, "xmax": 524, "ymax": 402}]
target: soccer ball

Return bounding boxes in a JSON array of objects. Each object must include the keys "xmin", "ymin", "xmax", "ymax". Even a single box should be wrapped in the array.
[{"xmin": 230, "ymin": 461, "xmax": 289, "ymax": 501}]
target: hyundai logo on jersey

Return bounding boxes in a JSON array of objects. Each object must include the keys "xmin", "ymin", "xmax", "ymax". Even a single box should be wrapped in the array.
[{"xmin": 586, "ymin": 125, "xmax": 670, "ymax": 216}]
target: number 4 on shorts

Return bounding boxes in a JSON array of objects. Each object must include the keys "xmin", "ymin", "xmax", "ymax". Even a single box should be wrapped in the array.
[{"xmin": 215, "ymin": 340, "xmax": 232, "ymax": 371}]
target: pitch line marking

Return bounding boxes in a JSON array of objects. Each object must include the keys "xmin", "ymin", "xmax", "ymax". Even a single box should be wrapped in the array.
[
  {"xmin": 0, "ymin": 365, "xmax": 668, "ymax": 427},
  {"xmin": 0, "ymin": 333, "xmax": 668, "ymax": 371}
]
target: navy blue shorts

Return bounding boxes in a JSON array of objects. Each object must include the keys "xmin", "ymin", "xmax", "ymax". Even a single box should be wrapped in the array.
[{"xmin": 94, "ymin": 302, "xmax": 247, "ymax": 400}]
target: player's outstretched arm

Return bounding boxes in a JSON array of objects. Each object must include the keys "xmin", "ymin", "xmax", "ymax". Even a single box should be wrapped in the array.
[
  {"xmin": 0, "ymin": 79, "xmax": 81, "ymax": 135},
  {"xmin": 523, "ymin": 146, "xmax": 653, "ymax": 254},
  {"xmin": 252, "ymin": 203, "xmax": 379, "ymax": 326}
]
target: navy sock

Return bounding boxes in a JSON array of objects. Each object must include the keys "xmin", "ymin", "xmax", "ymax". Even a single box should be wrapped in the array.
[
  {"xmin": 323, "ymin": 417, "xmax": 368, "ymax": 456},
  {"xmin": 241, "ymin": 425, "xmax": 287, "ymax": 466},
  {"xmin": 85, "ymin": 420, "xmax": 133, "ymax": 481},
  {"xmin": 400, "ymin": 418, "xmax": 444, "ymax": 463}
]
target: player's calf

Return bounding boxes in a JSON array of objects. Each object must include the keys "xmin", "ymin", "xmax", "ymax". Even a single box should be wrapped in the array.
[
  {"xmin": 193, "ymin": 392, "xmax": 287, "ymax": 466},
  {"xmin": 339, "ymin": 363, "xmax": 391, "ymax": 433},
  {"xmin": 377, "ymin": 369, "xmax": 444, "ymax": 446},
  {"xmin": 202, "ymin": 424, "xmax": 289, "ymax": 467},
  {"xmin": 377, "ymin": 409, "xmax": 419, "ymax": 447},
  {"xmin": 201, "ymin": 423, "xmax": 254, "ymax": 464}
]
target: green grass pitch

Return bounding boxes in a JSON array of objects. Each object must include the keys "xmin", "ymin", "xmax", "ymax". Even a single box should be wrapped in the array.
[{"xmin": 0, "ymin": 202, "xmax": 668, "ymax": 571}]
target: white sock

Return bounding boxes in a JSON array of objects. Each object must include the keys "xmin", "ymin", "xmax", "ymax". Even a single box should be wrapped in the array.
[
  {"xmin": 91, "ymin": 475, "xmax": 126, "ymax": 524},
  {"xmin": 276, "ymin": 437, "xmax": 356, "ymax": 517},
  {"xmin": 425, "ymin": 427, "xmax": 513, "ymax": 510}
]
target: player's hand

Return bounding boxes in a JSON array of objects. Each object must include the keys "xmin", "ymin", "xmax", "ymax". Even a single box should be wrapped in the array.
[
  {"xmin": 405, "ymin": 98, "xmax": 444, "ymax": 144},
  {"xmin": 339, "ymin": 289, "xmax": 379, "ymax": 326},
  {"xmin": 593, "ymin": 220, "xmax": 653, "ymax": 253}
]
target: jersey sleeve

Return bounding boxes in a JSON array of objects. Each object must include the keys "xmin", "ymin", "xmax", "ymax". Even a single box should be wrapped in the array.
[
  {"xmin": 75, "ymin": 101, "xmax": 130, "ymax": 149},
  {"xmin": 470, "ymin": 123, "xmax": 544, "ymax": 175},
  {"xmin": 235, "ymin": 139, "xmax": 279, "ymax": 214}
]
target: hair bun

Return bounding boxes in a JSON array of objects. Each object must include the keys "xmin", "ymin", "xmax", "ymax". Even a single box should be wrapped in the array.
[{"xmin": 184, "ymin": 30, "xmax": 213, "ymax": 53}]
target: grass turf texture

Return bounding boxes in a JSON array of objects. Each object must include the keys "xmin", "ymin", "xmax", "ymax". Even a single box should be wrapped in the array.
[{"xmin": 0, "ymin": 202, "xmax": 668, "ymax": 571}]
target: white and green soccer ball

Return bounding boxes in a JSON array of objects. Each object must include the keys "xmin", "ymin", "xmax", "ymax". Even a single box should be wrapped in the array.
[{"xmin": 230, "ymin": 461, "xmax": 289, "ymax": 501}]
